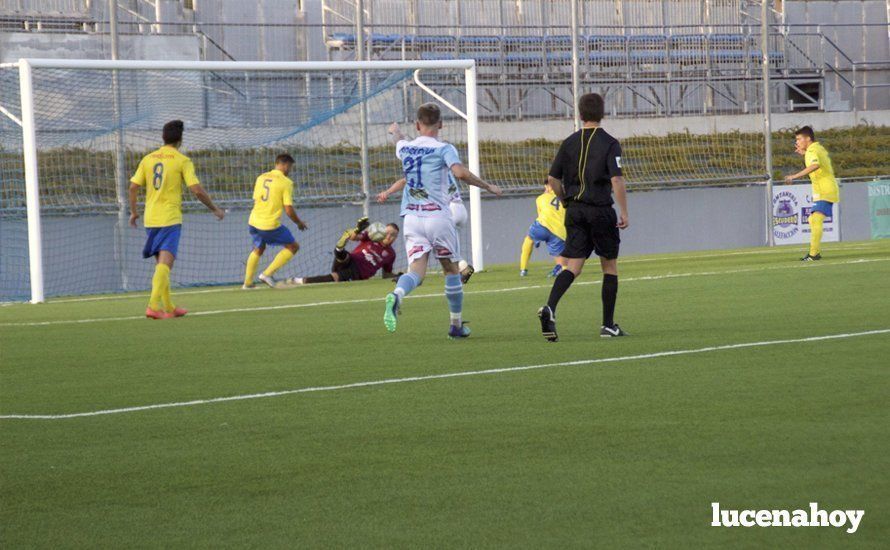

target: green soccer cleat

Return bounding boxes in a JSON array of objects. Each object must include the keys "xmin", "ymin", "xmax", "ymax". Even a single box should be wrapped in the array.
[{"xmin": 383, "ymin": 293, "xmax": 399, "ymax": 333}]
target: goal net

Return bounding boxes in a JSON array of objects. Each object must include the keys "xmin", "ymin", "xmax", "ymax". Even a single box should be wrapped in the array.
[{"xmin": 0, "ymin": 59, "xmax": 479, "ymax": 302}]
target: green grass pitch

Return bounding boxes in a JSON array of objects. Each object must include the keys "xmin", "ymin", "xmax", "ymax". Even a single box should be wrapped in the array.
[{"xmin": 2, "ymin": 240, "xmax": 889, "ymax": 547}]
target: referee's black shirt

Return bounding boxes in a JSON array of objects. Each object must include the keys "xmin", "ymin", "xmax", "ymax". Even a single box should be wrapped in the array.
[{"xmin": 549, "ymin": 126, "xmax": 623, "ymax": 207}]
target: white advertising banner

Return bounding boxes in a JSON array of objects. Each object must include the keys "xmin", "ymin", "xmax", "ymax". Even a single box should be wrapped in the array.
[{"xmin": 772, "ymin": 184, "xmax": 840, "ymax": 245}]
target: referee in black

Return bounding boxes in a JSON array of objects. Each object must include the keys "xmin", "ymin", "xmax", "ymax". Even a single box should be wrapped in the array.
[{"xmin": 538, "ymin": 93, "xmax": 629, "ymax": 341}]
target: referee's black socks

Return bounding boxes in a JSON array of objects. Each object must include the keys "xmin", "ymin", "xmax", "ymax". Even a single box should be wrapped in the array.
[
  {"xmin": 547, "ymin": 270, "xmax": 575, "ymax": 313},
  {"xmin": 602, "ymin": 273, "xmax": 618, "ymax": 328}
]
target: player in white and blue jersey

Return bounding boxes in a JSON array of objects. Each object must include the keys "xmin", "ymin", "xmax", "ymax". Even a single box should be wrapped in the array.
[
  {"xmin": 377, "ymin": 165, "xmax": 474, "ymax": 283},
  {"xmin": 382, "ymin": 103, "xmax": 502, "ymax": 339}
]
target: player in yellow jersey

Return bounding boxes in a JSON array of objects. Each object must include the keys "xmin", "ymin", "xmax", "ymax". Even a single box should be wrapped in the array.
[
  {"xmin": 784, "ymin": 126, "xmax": 840, "ymax": 261},
  {"xmin": 129, "ymin": 120, "xmax": 225, "ymax": 319},
  {"xmin": 243, "ymin": 154, "xmax": 308, "ymax": 288},
  {"xmin": 520, "ymin": 180, "xmax": 567, "ymax": 277}
]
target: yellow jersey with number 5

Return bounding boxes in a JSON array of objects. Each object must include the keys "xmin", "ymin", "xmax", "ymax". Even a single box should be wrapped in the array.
[
  {"xmin": 535, "ymin": 190, "xmax": 566, "ymax": 240},
  {"xmin": 804, "ymin": 142, "xmax": 839, "ymax": 203},
  {"xmin": 248, "ymin": 169, "xmax": 294, "ymax": 230},
  {"xmin": 130, "ymin": 145, "xmax": 200, "ymax": 228}
]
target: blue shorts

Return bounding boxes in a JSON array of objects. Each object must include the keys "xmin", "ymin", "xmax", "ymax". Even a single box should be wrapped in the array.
[
  {"xmin": 249, "ymin": 225, "xmax": 295, "ymax": 248},
  {"xmin": 810, "ymin": 200, "xmax": 834, "ymax": 217},
  {"xmin": 143, "ymin": 224, "xmax": 182, "ymax": 259},
  {"xmin": 528, "ymin": 221, "xmax": 566, "ymax": 257}
]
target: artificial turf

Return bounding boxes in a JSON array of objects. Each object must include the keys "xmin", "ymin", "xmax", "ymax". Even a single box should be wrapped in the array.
[{"xmin": 1, "ymin": 239, "xmax": 888, "ymax": 547}]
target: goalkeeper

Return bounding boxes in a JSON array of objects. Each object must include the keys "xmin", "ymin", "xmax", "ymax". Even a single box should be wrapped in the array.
[
  {"xmin": 783, "ymin": 126, "xmax": 840, "ymax": 261},
  {"xmin": 289, "ymin": 218, "xmax": 400, "ymax": 285}
]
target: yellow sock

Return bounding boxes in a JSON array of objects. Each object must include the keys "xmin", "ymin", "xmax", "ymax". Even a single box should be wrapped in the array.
[
  {"xmin": 809, "ymin": 212, "xmax": 825, "ymax": 256},
  {"xmin": 160, "ymin": 265, "xmax": 175, "ymax": 312},
  {"xmin": 149, "ymin": 263, "xmax": 170, "ymax": 311},
  {"xmin": 520, "ymin": 237, "xmax": 534, "ymax": 270},
  {"xmin": 263, "ymin": 249, "xmax": 295, "ymax": 276},
  {"xmin": 244, "ymin": 250, "xmax": 261, "ymax": 286}
]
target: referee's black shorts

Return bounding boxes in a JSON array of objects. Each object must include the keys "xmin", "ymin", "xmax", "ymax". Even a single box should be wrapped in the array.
[{"xmin": 562, "ymin": 203, "xmax": 620, "ymax": 260}]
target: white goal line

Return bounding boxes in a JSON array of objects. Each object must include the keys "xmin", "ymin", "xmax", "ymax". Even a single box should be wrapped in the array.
[
  {"xmin": 32, "ymin": 242, "xmax": 886, "ymax": 306},
  {"xmin": 1, "ymin": 257, "xmax": 886, "ymax": 328},
  {"xmin": 2, "ymin": 328, "xmax": 887, "ymax": 421}
]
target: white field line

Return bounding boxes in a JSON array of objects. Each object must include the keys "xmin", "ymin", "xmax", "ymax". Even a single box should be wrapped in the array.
[
  {"xmin": 1, "ymin": 257, "xmax": 888, "ymax": 328},
  {"xmin": 35, "ymin": 242, "xmax": 882, "ymax": 305},
  {"xmin": 2, "ymin": 328, "xmax": 887, "ymax": 420}
]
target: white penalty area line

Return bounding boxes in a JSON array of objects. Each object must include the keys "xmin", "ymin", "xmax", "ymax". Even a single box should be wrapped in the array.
[
  {"xmin": 2, "ymin": 328, "xmax": 888, "ymax": 420},
  {"xmin": 2, "ymin": 257, "xmax": 888, "ymax": 328},
  {"xmin": 34, "ymin": 242, "xmax": 885, "ymax": 305}
]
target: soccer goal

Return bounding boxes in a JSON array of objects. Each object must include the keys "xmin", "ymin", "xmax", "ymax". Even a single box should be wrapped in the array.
[{"xmin": 0, "ymin": 59, "xmax": 482, "ymax": 303}]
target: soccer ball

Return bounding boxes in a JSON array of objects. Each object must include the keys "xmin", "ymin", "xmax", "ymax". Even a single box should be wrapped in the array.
[{"xmin": 366, "ymin": 222, "xmax": 387, "ymax": 242}]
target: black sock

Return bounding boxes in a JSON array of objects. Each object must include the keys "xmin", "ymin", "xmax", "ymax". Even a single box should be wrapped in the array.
[
  {"xmin": 330, "ymin": 248, "xmax": 349, "ymax": 271},
  {"xmin": 547, "ymin": 270, "xmax": 575, "ymax": 313},
  {"xmin": 602, "ymin": 273, "xmax": 618, "ymax": 327},
  {"xmin": 305, "ymin": 274, "xmax": 335, "ymax": 284}
]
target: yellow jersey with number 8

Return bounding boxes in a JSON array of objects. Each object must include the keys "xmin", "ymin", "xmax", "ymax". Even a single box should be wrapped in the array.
[
  {"xmin": 248, "ymin": 169, "xmax": 295, "ymax": 230},
  {"xmin": 130, "ymin": 145, "xmax": 200, "ymax": 227}
]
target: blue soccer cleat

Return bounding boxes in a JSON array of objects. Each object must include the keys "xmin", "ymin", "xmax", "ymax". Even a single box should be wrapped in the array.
[
  {"xmin": 547, "ymin": 264, "xmax": 563, "ymax": 278},
  {"xmin": 383, "ymin": 293, "xmax": 399, "ymax": 333},
  {"xmin": 448, "ymin": 322, "xmax": 471, "ymax": 339}
]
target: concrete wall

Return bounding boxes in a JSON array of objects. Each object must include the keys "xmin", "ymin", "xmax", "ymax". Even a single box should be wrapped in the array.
[
  {"xmin": 0, "ymin": 32, "xmax": 200, "ymax": 63},
  {"xmin": 0, "ymin": 180, "xmax": 879, "ymax": 301}
]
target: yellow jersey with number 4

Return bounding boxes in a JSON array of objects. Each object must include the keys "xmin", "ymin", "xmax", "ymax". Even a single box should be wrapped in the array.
[
  {"xmin": 535, "ymin": 190, "xmax": 566, "ymax": 240},
  {"xmin": 248, "ymin": 169, "xmax": 294, "ymax": 230},
  {"xmin": 130, "ymin": 145, "xmax": 200, "ymax": 228},
  {"xmin": 804, "ymin": 142, "xmax": 839, "ymax": 203}
]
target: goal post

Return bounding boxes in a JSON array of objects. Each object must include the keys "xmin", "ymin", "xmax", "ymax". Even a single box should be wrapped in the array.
[{"xmin": 3, "ymin": 58, "xmax": 482, "ymax": 303}]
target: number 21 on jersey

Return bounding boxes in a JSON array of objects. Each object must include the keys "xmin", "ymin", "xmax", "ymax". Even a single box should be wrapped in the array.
[{"xmin": 403, "ymin": 155, "xmax": 423, "ymax": 188}]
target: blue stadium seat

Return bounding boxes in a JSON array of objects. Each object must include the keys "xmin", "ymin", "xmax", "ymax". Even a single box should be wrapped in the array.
[
  {"xmin": 546, "ymin": 52, "xmax": 573, "ymax": 62},
  {"xmin": 586, "ymin": 35, "xmax": 626, "ymax": 48},
  {"xmin": 587, "ymin": 52, "xmax": 625, "ymax": 64},
  {"xmin": 419, "ymin": 52, "xmax": 454, "ymax": 60},
  {"xmin": 669, "ymin": 34, "xmax": 707, "ymax": 47},
  {"xmin": 502, "ymin": 35, "xmax": 543, "ymax": 46},
  {"xmin": 627, "ymin": 34, "xmax": 667, "ymax": 46},
  {"xmin": 329, "ymin": 32, "xmax": 356, "ymax": 45},
  {"xmin": 710, "ymin": 49, "xmax": 746, "ymax": 62},
  {"xmin": 410, "ymin": 35, "xmax": 455, "ymax": 45},
  {"xmin": 369, "ymin": 33, "xmax": 403, "ymax": 44},
  {"xmin": 630, "ymin": 51, "xmax": 668, "ymax": 63},
  {"xmin": 709, "ymin": 33, "xmax": 746, "ymax": 46},
  {"xmin": 503, "ymin": 52, "xmax": 543, "ymax": 64},
  {"xmin": 669, "ymin": 50, "xmax": 707, "ymax": 63},
  {"xmin": 545, "ymin": 35, "xmax": 573, "ymax": 45},
  {"xmin": 459, "ymin": 35, "xmax": 500, "ymax": 45}
]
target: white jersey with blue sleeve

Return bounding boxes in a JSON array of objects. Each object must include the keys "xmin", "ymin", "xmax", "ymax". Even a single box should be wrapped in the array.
[{"xmin": 396, "ymin": 136, "xmax": 461, "ymax": 218}]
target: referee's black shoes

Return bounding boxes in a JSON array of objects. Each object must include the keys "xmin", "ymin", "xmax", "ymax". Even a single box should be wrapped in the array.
[
  {"xmin": 537, "ymin": 306, "xmax": 558, "ymax": 342},
  {"xmin": 600, "ymin": 324, "xmax": 628, "ymax": 337}
]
